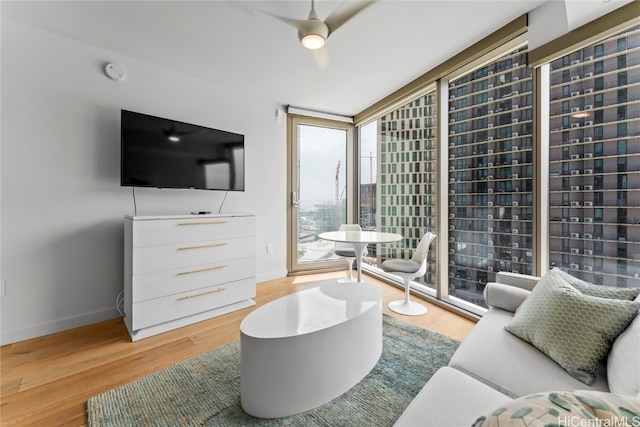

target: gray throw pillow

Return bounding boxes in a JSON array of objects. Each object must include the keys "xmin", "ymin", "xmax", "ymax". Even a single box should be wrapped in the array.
[
  {"xmin": 552, "ymin": 267, "xmax": 640, "ymax": 300},
  {"xmin": 506, "ymin": 268, "xmax": 640, "ymax": 385}
]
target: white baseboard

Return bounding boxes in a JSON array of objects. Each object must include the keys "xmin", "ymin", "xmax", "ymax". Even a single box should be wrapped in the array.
[
  {"xmin": 0, "ymin": 307, "xmax": 120, "ymax": 345},
  {"xmin": 1, "ymin": 270, "xmax": 290, "ymax": 345},
  {"xmin": 256, "ymin": 269, "xmax": 288, "ymax": 284}
]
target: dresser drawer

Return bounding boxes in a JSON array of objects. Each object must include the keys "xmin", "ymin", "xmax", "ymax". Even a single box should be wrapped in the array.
[
  {"xmin": 130, "ymin": 278, "xmax": 256, "ymax": 331},
  {"xmin": 132, "ymin": 256, "xmax": 256, "ymax": 302},
  {"xmin": 132, "ymin": 236, "xmax": 255, "ymax": 275},
  {"xmin": 132, "ymin": 215, "xmax": 255, "ymax": 247}
]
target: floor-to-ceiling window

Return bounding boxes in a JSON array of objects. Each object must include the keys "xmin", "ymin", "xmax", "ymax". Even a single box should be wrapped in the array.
[
  {"xmin": 350, "ymin": 15, "xmax": 529, "ymax": 314},
  {"xmin": 547, "ymin": 24, "xmax": 640, "ymax": 288},
  {"xmin": 287, "ymin": 6, "xmax": 637, "ymax": 314},
  {"xmin": 447, "ymin": 45, "xmax": 534, "ymax": 308},
  {"xmin": 357, "ymin": 90, "xmax": 438, "ymax": 290}
]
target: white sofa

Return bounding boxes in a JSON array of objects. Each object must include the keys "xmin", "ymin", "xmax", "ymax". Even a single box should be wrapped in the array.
[{"xmin": 394, "ymin": 271, "xmax": 640, "ymax": 427}]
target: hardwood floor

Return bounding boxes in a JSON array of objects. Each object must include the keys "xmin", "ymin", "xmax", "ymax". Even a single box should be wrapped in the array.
[{"xmin": 0, "ymin": 272, "xmax": 476, "ymax": 426}]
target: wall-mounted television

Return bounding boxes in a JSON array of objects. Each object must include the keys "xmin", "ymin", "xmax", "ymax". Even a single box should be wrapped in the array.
[{"xmin": 121, "ymin": 110, "xmax": 245, "ymax": 191}]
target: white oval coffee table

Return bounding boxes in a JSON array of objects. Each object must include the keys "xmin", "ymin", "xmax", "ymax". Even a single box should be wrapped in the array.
[{"xmin": 240, "ymin": 280, "xmax": 382, "ymax": 418}]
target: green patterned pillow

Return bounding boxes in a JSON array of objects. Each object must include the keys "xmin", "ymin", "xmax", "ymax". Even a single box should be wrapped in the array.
[
  {"xmin": 472, "ymin": 390, "xmax": 640, "ymax": 427},
  {"xmin": 552, "ymin": 267, "xmax": 640, "ymax": 300},
  {"xmin": 506, "ymin": 269, "xmax": 640, "ymax": 385}
]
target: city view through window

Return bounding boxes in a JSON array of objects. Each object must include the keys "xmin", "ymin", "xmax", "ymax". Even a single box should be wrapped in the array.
[
  {"xmin": 295, "ymin": 24, "xmax": 639, "ymax": 310},
  {"xmin": 548, "ymin": 26, "xmax": 640, "ymax": 289},
  {"xmin": 295, "ymin": 124, "xmax": 347, "ymax": 266},
  {"xmin": 360, "ymin": 92, "xmax": 439, "ymax": 289},
  {"xmin": 447, "ymin": 46, "xmax": 534, "ymax": 307}
]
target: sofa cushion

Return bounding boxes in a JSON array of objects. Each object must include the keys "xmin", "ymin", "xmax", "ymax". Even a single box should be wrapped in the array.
[
  {"xmin": 449, "ymin": 308, "xmax": 610, "ymax": 398},
  {"xmin": 607, "ymin": 294, "xmax": 640, "ymax": 396},
  {"xmin": 506, "ymin": 268, "xmax": 640, "ymax": 385},
  {"xmin": 393, "ymin": 367, "xmax": 512, "ymax": 427},
  {"xmin": 552, "ymin": 267, "xmax": 640, "ymax": 300},
  {"xmin": 495, "ymin": 271, "xmax": 540, "ymax": 291},
  {"xmin": 472, "ymin": 390, "xmax": 640, "ymax": 427},
  {"xmin": 484, "ymin": 282, "xmax": 531, "ymax": 313}
]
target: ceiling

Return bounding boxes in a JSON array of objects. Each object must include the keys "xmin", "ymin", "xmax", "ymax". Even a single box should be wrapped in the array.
[{"xmin": 1, "ymin": 0, "xmax": 548, "ymax": 117}]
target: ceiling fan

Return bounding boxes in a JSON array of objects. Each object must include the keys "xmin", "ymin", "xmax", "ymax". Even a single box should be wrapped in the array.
[{"xmin": 265, "ymin": 0, "xmax": 376, "ymax": 67}]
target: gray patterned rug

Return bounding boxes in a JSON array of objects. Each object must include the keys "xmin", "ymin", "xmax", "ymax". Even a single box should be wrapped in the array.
[{"xmin": 87, "ymin": 315, "xmax": 459, "ymax": 426}]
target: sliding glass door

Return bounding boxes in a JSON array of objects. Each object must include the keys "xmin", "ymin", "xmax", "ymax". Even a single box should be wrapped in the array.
[{"xmin": 287, "ymin": 115, "xmax": 354, "ymax": 273}]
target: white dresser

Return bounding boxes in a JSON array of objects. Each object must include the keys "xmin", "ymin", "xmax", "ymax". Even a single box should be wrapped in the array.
[{"xmin": 123, "ymin": 213, "xmax": 256, "ymax": 341}]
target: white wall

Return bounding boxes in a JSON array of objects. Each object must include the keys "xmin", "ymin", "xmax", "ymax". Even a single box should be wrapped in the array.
[
  {"xmin": 528, "ymin": 0, "xmax": 635, "ymax": 51},
  {"xmin": 0, "ymin": 18, "xmax": 288, "ymax": 344}
]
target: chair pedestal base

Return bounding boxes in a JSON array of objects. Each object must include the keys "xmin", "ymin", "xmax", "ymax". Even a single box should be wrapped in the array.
[{"xmin": 388, "ymin": 300, "xmax": 427, "ymax": 316}]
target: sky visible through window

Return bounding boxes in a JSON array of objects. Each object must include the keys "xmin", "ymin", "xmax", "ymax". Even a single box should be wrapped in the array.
[
  {"xmin": 360, "ymin": 122, "xmax": 377, "ymax": 186},
  {"xmin": 298, "ymin": 125, "xmax": 346, "ymax": 211},
  {"xmin": 298, "ymin": 122, "xmax": 377, "ymax": 212}
]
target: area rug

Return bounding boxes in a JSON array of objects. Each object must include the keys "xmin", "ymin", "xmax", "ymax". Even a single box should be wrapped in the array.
[{"xmin": 87, "ymin": 315, "xmax": 460, "ymax": 426}]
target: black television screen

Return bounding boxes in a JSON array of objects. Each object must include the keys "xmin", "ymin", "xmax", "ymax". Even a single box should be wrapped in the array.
[{"xmin": 121, "ymin": 110, "xmax": 245, "ymax": 191}]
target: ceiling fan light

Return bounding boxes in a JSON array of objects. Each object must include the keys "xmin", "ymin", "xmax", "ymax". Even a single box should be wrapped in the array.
[
  {"xmin": 167, "ymin": 134, "xmax": 181, "ymax": 143},
  {"xmin": 301, "ymin": 33, "xmax": 325, "ymax": 50}
]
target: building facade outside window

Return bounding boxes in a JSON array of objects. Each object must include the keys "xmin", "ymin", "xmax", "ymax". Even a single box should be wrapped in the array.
[
  {"xmin": 359, "ymin": 91, "xmax": 438, "ymax": 289},
  {"xmin": 347, "ymin": 16, "xmax": 638, "ymax": 313},
  {"xmin": 447, "ymin": 45, "xmax": 533, "ymax": 307},
  {"xmin": 547, "ymin": 25, "xmax": 640, "ymax": 287}
]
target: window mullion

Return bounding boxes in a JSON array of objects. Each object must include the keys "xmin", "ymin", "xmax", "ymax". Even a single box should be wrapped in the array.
[
  {"xmin": 533, "ymin": 65, "xmax": 551, "ymax": 276},
  {"xmin": 437, "ymin": 79, "xmax": 451, "ymax": 300}
]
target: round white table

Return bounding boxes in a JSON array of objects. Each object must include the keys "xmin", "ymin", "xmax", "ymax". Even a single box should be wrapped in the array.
[{"xmin": 319, "ymin": 230, "xmax": 403, "ymax": 282}]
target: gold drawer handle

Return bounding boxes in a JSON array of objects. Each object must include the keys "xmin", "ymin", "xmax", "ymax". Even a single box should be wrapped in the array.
[
  {"xmin": 178, "ymin": 242, "xmax": 228, "ymax": 251},
  {"xmin": 177, "ymin": 265, "xmax": 228, "ymax": 276},
  {"xmin": 178, "ymin": 220, "xmax": 229, "ymax": 226},
  {"xmin": 177, "ymin": 287, "xmax": 226, "ymax": 301}
]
